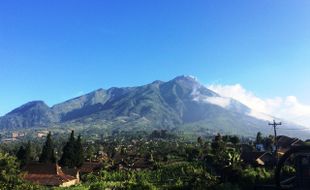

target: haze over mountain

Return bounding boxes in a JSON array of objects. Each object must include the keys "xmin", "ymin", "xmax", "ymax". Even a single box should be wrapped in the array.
[{"xmin": 0, "ymin": 76, "xmax": 308, "ymax": 138}]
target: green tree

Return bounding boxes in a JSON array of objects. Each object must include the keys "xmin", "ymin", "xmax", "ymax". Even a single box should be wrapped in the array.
[
  {"xmin": 75, "ymin": 135, "xmax": 84, "ymax": 167},
  {"xmin": 16, "ymin": 142, "xmax": 32, "ymax": 167},
  {"xmin": 0, "ymin": 152, "xmax": 27, "ymax": 190},
  {"xmin": 39, "ymin": 132, "xmax": 56, "ymax": 163},
  {"xmin": 85, "ymin": 145, "xmax": 95, "ymax": 162},
  {"xmin": 185, "ymin": 146, "xmax": 200, "ymax": 161},
  {"xmin": 226, "ymin": 149, "xmax": 242, "ymax": 167},
  {"xmin": 24, "ymin": 141, "xmax": 32, "ymax": 164},
  {"xmin": 262, "ymin": 135, "xmax": 274, "ymax": 151},
  {"xmin": 230, "ymin": 136, "xmax": 240, "ymax": 145},
  {"xmin": 60, "ymin": 131, "xmax": 84, "ymax": 168},
  {"xmin": 59, "ymin": 131, "xmax": 76, "ymax": 168},
  {"xmin": 197, "ymin": 136, "xmax": 203, "ymax": 146},
  {"xmin": 256, "ymin": 132, "xmax": 263, "ymax": 144},
  {"xmin": 0, "ymin": 152, "xmax": 42, "ymax": 190},
  {"xmin": 211, "ymin": 133, "xmax": 225, "ymax": 154},
  {"xmin": 16, "ymin": 146, "xmax": 26, "ymax": 166},
  {"xmin": 0, "ymin": 152, "xmax": 21, "ymax": 189}
]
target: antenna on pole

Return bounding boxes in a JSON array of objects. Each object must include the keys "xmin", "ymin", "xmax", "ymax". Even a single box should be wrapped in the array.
[{"xmin": 269, "ymin": 120, "xmax": 282, "ymax": 162}]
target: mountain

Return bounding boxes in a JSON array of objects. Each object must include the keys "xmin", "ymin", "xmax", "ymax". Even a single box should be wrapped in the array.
[
  {"xmin": 0, "ymin": 101, "xmax": 58, "ymax": 129},
  {"xmin": 0, "ymin": 76, "xmax": 308, "ymax": 138}
]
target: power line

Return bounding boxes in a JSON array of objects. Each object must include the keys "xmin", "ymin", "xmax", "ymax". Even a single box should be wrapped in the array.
[{"xmin": 269, "ymin": 120, "xmax": 282, "ymax": 162}]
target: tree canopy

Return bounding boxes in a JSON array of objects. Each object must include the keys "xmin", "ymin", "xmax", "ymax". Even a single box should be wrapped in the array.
[
  {"xmin": 59, "ymin": 131, "xmax": 84, "ymax": 168},
  {"xmin": 39, "ymin": 132, "xmax": 56, "ymax": 163}
]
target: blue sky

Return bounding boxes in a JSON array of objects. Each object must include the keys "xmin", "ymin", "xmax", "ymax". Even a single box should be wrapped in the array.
[{"xmin": 1, "ymin": 0, "xmax": 310, "ymax": 120}]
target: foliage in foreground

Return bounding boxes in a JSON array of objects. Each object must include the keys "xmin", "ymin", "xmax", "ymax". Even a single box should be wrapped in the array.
[
  {"xmin": 0, "ymin": 152, "xmax": 42, "ymax": 190},
  {"xmin": 83, "ymin": 161, "xmax": 218, "ymax": 190}
]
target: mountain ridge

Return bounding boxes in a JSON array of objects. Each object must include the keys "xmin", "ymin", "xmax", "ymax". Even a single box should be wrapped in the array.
[{"xmin": 0, "ymin": 76, "xmax": 308, "ymax": 138}]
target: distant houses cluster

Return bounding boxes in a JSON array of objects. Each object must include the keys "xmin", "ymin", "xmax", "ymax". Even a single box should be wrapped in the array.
[{"xmin": 0, "ymin": 130, "xmax": 49, "ymax": 143}]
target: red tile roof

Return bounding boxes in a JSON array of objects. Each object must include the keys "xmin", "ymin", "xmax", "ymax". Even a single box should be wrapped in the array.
[
  {"xmin": 24, "ymin": 174, "xmax": 76, "ymax": 186},
  {"xmin": 23, "ymin": 162, "xmax": 78, "ymax": 186},
  {"xmin": 23, "ymin": 162, "xmax": 61, "ymax": 175}
]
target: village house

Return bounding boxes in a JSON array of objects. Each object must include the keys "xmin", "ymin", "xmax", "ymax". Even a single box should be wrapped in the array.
[
  {"xmin": 241, "ymin": 151, "xmax": 274, "ymax": 167},
  {"xmin": 62, "ymin": 167, "xmax": 80, "ymax": 183},
  {"xmin": 23, "ymin": 162, "xmax": 79, "ymax": 187},
  {"xmin": 277, "ymin": 135, "xmax": 304, "ymax": 156},
  {"xmin": 0, "ymin": 132, "xmax": 26, "ymax": 143},
  {"xmin": 12, "ymin": 132, "xmax": 25, "ymax": 138},
  {"xmin": 36, "ymin": 130, "xmax": 49, "ymax": 138}
]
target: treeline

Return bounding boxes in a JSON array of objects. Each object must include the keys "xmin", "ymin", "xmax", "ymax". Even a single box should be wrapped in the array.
[{"xmin": 17, "ymin": 131, "xmax": 84, "ymax": 168}]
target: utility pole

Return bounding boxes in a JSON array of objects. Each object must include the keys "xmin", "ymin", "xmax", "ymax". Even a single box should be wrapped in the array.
[{"xmin": 269, "ymin": 120, "xmax": 282, "ymax": 162}]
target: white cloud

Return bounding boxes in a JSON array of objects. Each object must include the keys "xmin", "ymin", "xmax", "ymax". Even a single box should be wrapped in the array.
[
  {"xmin": 205, "ymin": 97, "xmax": 231, "ymax": 108},
  {"xmin": 208, "ymin": 84, "xmax": 310, "ymax": 127},
  {"xmin": 191, "ymin": 85, "xmax": 231, "ymax": 108},
  {"xmin": 248, "ymin": 110, "xmax": 273, "ymax": 121}
]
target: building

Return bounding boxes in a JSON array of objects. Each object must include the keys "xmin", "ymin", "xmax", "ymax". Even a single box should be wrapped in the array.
[
  {"xmin": 36, "ymin": 131, "xmax": 49, "ymax": 138},
  {"xmin": 277, "ymin": 135, "xmax": 304, "ymax": 156},
  {"xmin": 241, "ymin": 151, "xmax": 274, "ymax": 166},
  {"xmin": 12, "ymin": 132, "xmax": 25, "ymax": 138},
  {"xmin": 23, "ymin": 162, "xmax": 79, "ymax": 187}
]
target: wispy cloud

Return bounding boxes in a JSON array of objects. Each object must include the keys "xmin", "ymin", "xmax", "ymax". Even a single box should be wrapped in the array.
[
  {"xmin": 204, "ymin": 96, "xmax": 231, "ymax": 108},
  {"xmin": 208, "ymin": 84, "xmax": 310, "ymax": 127},
  {"xmin": 191, "ymin": 85, "xmax": 231, "ymax": 108}
]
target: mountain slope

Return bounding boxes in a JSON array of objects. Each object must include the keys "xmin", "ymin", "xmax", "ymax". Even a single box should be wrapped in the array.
[
  {"xmin": 0, "ymin": 101, "xmax": 57, "ymax": 129},
  {"xmin": 0, "ymin": 76, "xmax": 308, "ymax": 138}
]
